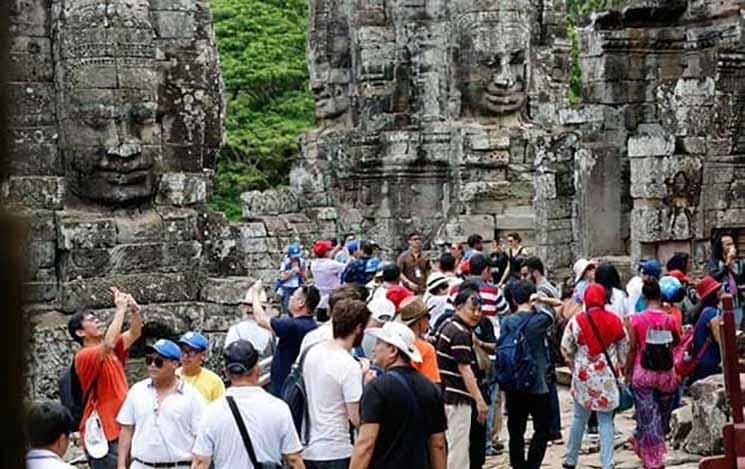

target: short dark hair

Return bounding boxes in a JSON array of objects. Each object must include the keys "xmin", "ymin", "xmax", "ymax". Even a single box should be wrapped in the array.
[
  {"xmin": 595, "ymin": 263, "xmax": 622, "ymax": 291},
  {"xmin": 409, "ymin": 231, "xmax": 422, "ymax": 240},
  {"xmin": 300, "ymin": 285, "xmax": 321, "ymax": 313},
  {"xmin": 454, "ymin": 287, "xmax": 480, "ymax": 307},
  {"xmin": 26, "ymin": 401, "xmax": 74, "ymax": 448},
  {"xmin": 67, "ymin": 309, "xmax": 89, "ymax": 346},
  {"xmin": 381, "ymin": 263, "xmax": 400, "ymax": 282},
  {"xmin": 439, "ymin": 253, "xmax": 456, "ymax": 272},
  {"xmin": 666, "ymin": 252, "xmax": 690, "ymax": 273},
  {"xmin": 329, "ymin": 285, "xmax": 367, "ymax": 317},
  {"xmin": 332, "ymin": 299, "xmax": 371, "ymax": 339},
  {"xmin": 361, "ymin": 240, "xmax": 375, "ymax": 256},
  {"xmin": 467, "ymin": 234, "xmax": 483, "ymax": 249},
  {"xmin": 469, "ymin": 254, "xmax": 490, "ymax": 276},
  {"xmin": 642, "ymin": 278, "xmax": 661, "ymax": 302},
  {"xmin": 523, "ymin": 257, "xmax": 544, "ymax": 276},
  {"xmin": 507, "ymin": 232, "xmax": 522, "ymax": 243},
  {"xmin": 509, "ymin": 280, "xmax": 536, "ymax": 305}
]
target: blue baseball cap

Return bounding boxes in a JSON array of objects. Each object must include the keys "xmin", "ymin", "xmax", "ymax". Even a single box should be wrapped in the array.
[
  {"xmin": 639, "ymin": 259, "xmax": 662, "ymax": 278},
  {"xmin": 288, "ymin": 243, "xmax": 302, "ymax": 258},
  {"xmin": 365, "ymin": 258, "xmax": 381, "ymax": 273},
  {"xmin": 145, "ymin": 339, "xmax": 182, "ymax": 361},
  {"xmin": 178, "ymin": 331, "xmax": 209, "ymax": 351},
  {"xmin": 347, "ymin": 240, "xmax": 359, "ymax": 253},
  {"xmin": 659, "ymin": 276, "xmax": 682, "ymax": 302}
]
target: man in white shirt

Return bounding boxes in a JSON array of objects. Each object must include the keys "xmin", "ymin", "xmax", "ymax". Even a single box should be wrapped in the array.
[
  {"xmin": 192, "ymin": 340, "xmax": 304, "ymax": 469},
  {"xmin": 310, "ymin": 239, "xmax": 347, "ymax": 322},
  {"xmin": 25, "ymin": 402, "xmax": 76, "ymax": 469},
  {"xmin": 225, "ymin": 291, "xmax": 274, "ymax": 357},
  {"xmin": 117, "ymin": 339, "xmax": 206, "ymax": 469},
  {"xmin": 299, "ymin": 285, "xmax": 367, "ymax": 356},
  {"xmin": 303, "ymin": 299, "xmax": 371, "ymax": 469}
]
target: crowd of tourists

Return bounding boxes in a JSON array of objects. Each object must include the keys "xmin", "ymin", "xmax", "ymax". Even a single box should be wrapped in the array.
[{"xmin": 25, "ymin": 231, "xmax": 744, "ymax": 469}]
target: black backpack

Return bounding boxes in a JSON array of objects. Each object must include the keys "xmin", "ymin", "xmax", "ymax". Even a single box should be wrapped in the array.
[
  {"xmin": 280, "ymin": 343, "xmax": 318, "ymax": 445},
  {"xmin": 640, "ymin": 315, "xmax": 674, "ymax": 372},
  {"xmin": 59, "ymin": 360, "xmax": 84, "ymax": 428}
]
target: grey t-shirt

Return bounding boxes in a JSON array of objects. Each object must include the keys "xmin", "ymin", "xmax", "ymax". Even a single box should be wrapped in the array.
[{"xmin": 500, "ymin": 309, "xmax": 554, "ymax": 394}]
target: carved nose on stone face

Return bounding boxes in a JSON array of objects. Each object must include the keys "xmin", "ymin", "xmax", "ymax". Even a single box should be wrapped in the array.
[{"xmin": 492, "ymin": 67, "xmax": 515, "ymax": 89}]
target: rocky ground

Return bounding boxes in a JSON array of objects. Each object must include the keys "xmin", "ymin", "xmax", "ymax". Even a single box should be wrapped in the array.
[{"xmin": 484, "ymin": 385, "xmax": 702, "ymax": 469}]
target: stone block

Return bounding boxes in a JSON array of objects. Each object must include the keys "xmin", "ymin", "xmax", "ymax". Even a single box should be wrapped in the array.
[
  {"xmin": 60, "ymin": 273, "xmax": 201, "ymax": 312},
  {"xmin": 26, "ymin": 241, "xmax": 56, "ymax": 275},
  {"xmin": 631, "ymin": 206, "xmax": 670, "ymax": 243},
  {"xmin": 6, "ymin": 83, "xmax": 56, "ymax": 126},
  {"xmin": 115, "ymin": 211, "xmax": 164, "ymax": 244},
  {"xmin": 239, "ymin": 236, "xmax": 278, "ymax": 254},
  {"xmin": 59, "ymin": 249, "xmax": 111, "ymax": 281},
  {"xmin": 239, "ymin": 222, "xmax": 268, "ymax": 239},
  {"xmin": 56, "ymin": 213, "xmax": 117, "ymax": 250},
  {"xmin": 200, "ymin": 277, "xmax": 257, "ymax": 305},
  {"xmin": 2, "ymin": 176, "xmax": 64, "ymax": 210},
  {"xmin": 444, "ymin": 215, "xmax": 495, "ymax": 242},
  {"xmin": 24, "ymin": 281, "xmax": 59, "ymax": 304},
  {"xmin": 158, "ymin": 208, "xmax": 198, "ymax": 242},
  {"xmin": 558, "ymin": 105, "xmax": 605, "ymax": 125},
  {"xmin": 109, "ymin": 243, "xmax": 164, "ymax": 274},
  {"xmin": 241, "ymin": 189, "xmax": 300, "ymax": 218},
  {"xmin": 201, "ymin": 237, "xmax": 247, "ymax": 277},
  {"xmin": 535, "ymin": 173, "xmax": 557, "ymax": 200},
  {"xmin": 153, "ymin": 11, "xmax": 195, "ymax": 38},
  {"xmin": 628, "ymin": 133, "xmax": 675, "ymax": 158},
  {"xmin": 156, "ymin": 173, "xmax": 208, "ymax": 206},
  {"xmin": 200, "ymin": 303, "xmax": 243, "ymax": 331}
]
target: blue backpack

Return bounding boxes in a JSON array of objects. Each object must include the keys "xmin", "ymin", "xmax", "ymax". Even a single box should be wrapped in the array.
[{"xmin": 493, "ymin": 314, "xmax": 539, "ymax": 392}]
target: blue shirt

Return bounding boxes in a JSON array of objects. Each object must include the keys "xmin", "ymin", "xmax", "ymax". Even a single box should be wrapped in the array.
[
  {"xmin": 499, "ymin": 309, "xmax": 554, "ymax": 394},
  {"xmin": 342, "ymin": 256, "xmax": 372, "ymax": 285},
  {"xmin": 692, "ymin": 307, "xmax": 721, "ymax": 382},
  {"xmin": 269, "ymin": 316, "xmax": 318, "ymax": 396}
]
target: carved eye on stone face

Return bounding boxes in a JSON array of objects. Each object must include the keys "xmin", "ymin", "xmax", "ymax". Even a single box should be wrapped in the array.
[
  {"xmin": 80, "ymin": 106, "xmax": 114, "ymax": 130},
  {"xmin": 334, "ymin": 85, "xmax": 345, "ymax": 98},
  {"xmin": 510, "ymin": 50, "xmax": 526, "ymax": 65},
  {"xmin": 486, "ymin": 54, "xmax": 502, "ymax": 71},
  {"xmin": 131, "ymin": 104, "xmax": 156, "ymax": 125}
]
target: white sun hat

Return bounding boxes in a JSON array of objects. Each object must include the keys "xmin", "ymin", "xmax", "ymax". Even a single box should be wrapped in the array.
[{"xmin": 365, "ymin": 321, "xmax": 423, "ymax": 363}]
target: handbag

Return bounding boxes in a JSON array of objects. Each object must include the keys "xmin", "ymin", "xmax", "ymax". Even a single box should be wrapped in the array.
[
  {"xmin": 584, "ymin": 311, "xmax": 634, "ymax": 412},
  {"xmin": 81, "ymin": 377, "xmax": 109, "ymax": 458},
  {"xmin": 226, "ymin": 396, "xmax": 282, "ymax": 469}
]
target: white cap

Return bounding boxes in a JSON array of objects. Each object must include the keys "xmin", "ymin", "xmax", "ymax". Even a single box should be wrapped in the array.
[
  {"xmin": 426, "ymin": 272, "xmax": 449, "ymax": 293},
  {"xmin": 573, "ymin": 258, "xmax": 593, "ymax": 284},
  {"xmin": 368, "ymin": 297, "xmax": 396, "ymax": 322},
  {"xmin": 365, "ymin": 321, "xmax": 423, "ymax": 363}
]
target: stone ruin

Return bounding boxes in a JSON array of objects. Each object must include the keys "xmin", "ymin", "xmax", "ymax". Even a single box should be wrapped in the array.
[{"xmin": 7, "ymin": 0, "xmax": 745, "ymax": 399}]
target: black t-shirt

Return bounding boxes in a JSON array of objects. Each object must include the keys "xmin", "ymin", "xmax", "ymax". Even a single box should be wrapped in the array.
[{"xmin": 360, "ymin": 366, "xmax": 447, "ymax": 469}]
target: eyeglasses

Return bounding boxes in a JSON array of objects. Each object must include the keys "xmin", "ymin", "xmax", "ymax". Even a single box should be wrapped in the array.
[{"xmin": 145, "ymin": 355, "xmax": 165, "ymax": 368}]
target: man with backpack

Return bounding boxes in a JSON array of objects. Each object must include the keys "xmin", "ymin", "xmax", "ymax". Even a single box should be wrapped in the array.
[
  {"xmin": 435, "ymin": 286, "xmax": 488, "ymax": 469},
  {"xmin": 192, "ymin": 340, "xmax": 304, "ymax": 469},
  {"xmin": 65, "ymin": 287, "xmax": 142, "ymax": 469},
  {"xmin": 497, "ymin": 280, "xmax": 554, "ymax": 469},
  {"xmin": 350, "ymin": 322, "xmax": 447, "ymax": 469}
]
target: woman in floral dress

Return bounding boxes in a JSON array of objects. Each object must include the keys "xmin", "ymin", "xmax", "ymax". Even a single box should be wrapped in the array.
[{"xmin": 561, "ymin": 283, "xmax": 628, "ymax": 469}]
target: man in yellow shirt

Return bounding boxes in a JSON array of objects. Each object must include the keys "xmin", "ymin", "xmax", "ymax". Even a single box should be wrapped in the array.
[{"xmin": 176, "ymin": 331, "xmax": 226, "ymax": 402}]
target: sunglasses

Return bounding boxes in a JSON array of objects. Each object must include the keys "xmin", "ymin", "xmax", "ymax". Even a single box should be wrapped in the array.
[{"xmin": 145, "ymin": 355, "xmax": 165, "ymax": 368}]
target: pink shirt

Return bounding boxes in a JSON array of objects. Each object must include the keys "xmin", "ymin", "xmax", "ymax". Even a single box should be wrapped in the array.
[{"xmin": 630, "ymin": 309, "xmax": 678, "ymax": 392}]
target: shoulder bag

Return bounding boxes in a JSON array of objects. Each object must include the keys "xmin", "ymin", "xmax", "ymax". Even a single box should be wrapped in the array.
[
  {"xmin": 226, "ymin": 395, "xmax": 282, "ymax": 469},
  {"xmin": 584, "ymin": 311, "xmax": 633, "ymax": 412}
]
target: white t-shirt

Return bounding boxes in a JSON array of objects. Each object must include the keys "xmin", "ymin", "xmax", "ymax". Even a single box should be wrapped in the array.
[
  {"xmin": 193, "ymin": 386, "xmax": 302, "ymax": 469},
  {"xmin": 607, "ymin": 288, "xmax": 629, "ymax": 320},
  {"xmin": 117, "ymin": 378, "xmax": 206, "ymax": 464},
  {"xmin": 25, "ymin": 449, "xmax": 75, "ymax": 469},
  {"xmin": 427, "ymin": 295, "xmax": 453, "ymax": 329},
  {"xmin": 302, "ymin": 341, "xmax": 363, "ymax": 461},
  {"xmin": 298, "ymin": 321, "xmax": 333, "ymax": 357},
  {"xmin": 311, "ymin": 258, "xmax": 346, "ymax": 309},
  {"xmin": 626, "ymin": 276, "xmax": 643, "ymax": 315},
  {"xmin": 226, "ymin": 318, "xmax": 273, "ymax": 355}
]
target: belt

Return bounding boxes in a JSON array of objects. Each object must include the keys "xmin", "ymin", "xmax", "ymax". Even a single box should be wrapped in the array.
[{"xmin": 133, "ymin": 458, "xmax": 192, "ymax": 468}]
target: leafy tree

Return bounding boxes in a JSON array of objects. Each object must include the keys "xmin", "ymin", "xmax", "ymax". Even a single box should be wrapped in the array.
[{"xmin": 211, "ymin": 0, "xmax": 315, "ymax": 219}]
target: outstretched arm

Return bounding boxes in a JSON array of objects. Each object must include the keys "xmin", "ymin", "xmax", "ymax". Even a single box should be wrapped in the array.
[{"xmin": 122, "ymin": 296, "xmax": 142, "ymax": 350}]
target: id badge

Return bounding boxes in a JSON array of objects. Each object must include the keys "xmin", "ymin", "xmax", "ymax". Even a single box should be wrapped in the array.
[{"xmin": 415, "ymin": 267, "xmax": 422, "ymax": 278}]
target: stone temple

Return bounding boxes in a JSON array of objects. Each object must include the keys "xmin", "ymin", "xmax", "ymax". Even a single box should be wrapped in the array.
[{"xmin": 6, "ymin": 0, "xmax": 745, "ymax": 399}]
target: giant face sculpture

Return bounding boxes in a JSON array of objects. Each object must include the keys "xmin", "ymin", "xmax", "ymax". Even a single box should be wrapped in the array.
[
  {"xmin": 453, "ymin": 11, "xmax": 530, "ymax": 118},
  {"xmin": 307, "ymin": 0, "xmax": 352, "ymax": 122},
  {"xmin": 55, "ymin": 0, "xmax": 160, "ymax": 205}
]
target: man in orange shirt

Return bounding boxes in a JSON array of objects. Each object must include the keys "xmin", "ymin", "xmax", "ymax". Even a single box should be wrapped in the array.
[
  {"xmin": 67, "ymin": 287, "xmax": 142, "ymax": 469},
  {"xmin": 398, "ymin": 297, "xmax": 440, "ymax": 383}
]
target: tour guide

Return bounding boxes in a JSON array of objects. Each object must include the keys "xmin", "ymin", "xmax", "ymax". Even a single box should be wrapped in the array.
[{"xmin": 117, "ymin": 339, "xmax": 206, "ymax": 469}]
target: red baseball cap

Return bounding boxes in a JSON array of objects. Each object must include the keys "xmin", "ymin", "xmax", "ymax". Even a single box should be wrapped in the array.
[
  {"xmin": 668, "ymin": 270, "xmax": 691, "ymax": 284},
  {"xmin": 312, "ymin": 240, "xmax": 333, "ymax": 257},
  {"xmin": 386, "ymin": 285, "xmax": 414, "ymax": 313}
]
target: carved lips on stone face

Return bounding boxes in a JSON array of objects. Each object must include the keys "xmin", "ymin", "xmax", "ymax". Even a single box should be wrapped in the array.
[{"xmin": 453, "ymin": 11, "xmax": 530, "ymax": 119}]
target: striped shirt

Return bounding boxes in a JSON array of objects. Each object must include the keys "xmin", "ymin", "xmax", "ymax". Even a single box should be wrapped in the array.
[
  {"xmin": 435, "ymin": 315, "xmax": 477, "ymax": 405},
  {"xmin": 450, "ymin": 278, "xmax": 510, "ymax": 317}
]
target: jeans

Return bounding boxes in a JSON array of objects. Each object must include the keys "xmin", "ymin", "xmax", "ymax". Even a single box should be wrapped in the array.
[
  {"xmin": 505, "ymin": 392, "xmax": 551, "ymax": 469},
  {"xmin": 304, "ymin": 458, "xmax": 350, "ymax": 469},
  {"xmin": 485, "ymin": 383, "xmax": 500, "ymax": 451},
  {"xmin": 548, "ymin": 381, "xmax": 562, "ymax": 437},
  {"xmin": 281, "ymin": 286, "xmax": 299, "ymax": 314},
  {"xmin": 445, "ymin": 403, "xmax": 472, "ymax": 469},
  {"xmin": 564, "ymin": 400, "xmax": 615, "ymax": 469},
  {"xmin": 87, "ymin": 440, "xmax": 118, "ymax": 469}
]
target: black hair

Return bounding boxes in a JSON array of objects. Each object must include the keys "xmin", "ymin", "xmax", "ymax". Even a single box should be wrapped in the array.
[
  {"xmin": 439, "ymin": 253, "xmax": 456, "ymax": 272},
  {"xmin": 523, "ymin": 256, "xmax": 544, "ymax": 276},
  {"xmin": 509, "ymin": 280, "xmax": 536, "ymax": 306},
  {"xmin": 710, "ymin": 230, "xmax": 734, "ymax": 263},
  {"xmin": 642, "ymin": 278, "xmax": 662, "ymax": 302},
  {"xmin": 408, "ymin": 231, "xmax": 422, "ymax": 240},
  {"xmin": 701, "ymin": 289, "xmax": 720, "ymax": 308},
  {"xmin": 595, "ymin": 263, "xmax": 622, "ymax": 304},
  {"xmin": 26, "ymin": 401, "xmax": 74, "ymax": 448},
  {"xmin": 507, "ymin": 232, "xmax": 522, "ymax": 243},
  {"xmin": 381, "ymin": 264, "xmax": 401, "ymax": 282},
  {"xmin": 301, "ymin": 285, "xmax": 321, "ymax": 313},
  {"xmin": 361, "ymin": 240, "xmax": 375, "ymax": 256},
  {"xmin": 67, "ymin": 309, "xmax": 89, "ymax": 346},
  {"xmin": 469, "ymin": 254, "xmax": 490, "ymax": 276},
  {"xmin": 467, "ymin": 234, "xmax": 483, "ymax": 249},
  {"xmin": 666, "ymin": 252, "xmax": 690, "ymax": 273},
  {"xmin": 454, "ymin": 287, "xmax": 480, "ymax": 307}
]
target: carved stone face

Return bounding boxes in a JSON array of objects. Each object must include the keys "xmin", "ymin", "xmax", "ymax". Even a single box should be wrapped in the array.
[
  {"xmin": 454, "ymin": 12, "xmax": 530, "ymax": 118},
  {"xmin": 310, "ymin": 68, "xmax": 351, "ymax": 120}
]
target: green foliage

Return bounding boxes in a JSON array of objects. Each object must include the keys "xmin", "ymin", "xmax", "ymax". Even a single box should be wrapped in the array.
[
  {"xmin": 211, "ymin": 0, "xmax": 315, "ymax": 219},
  {"xmin": 566, "ymin": 0, "xmax": 625, "ymax": 104}
]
